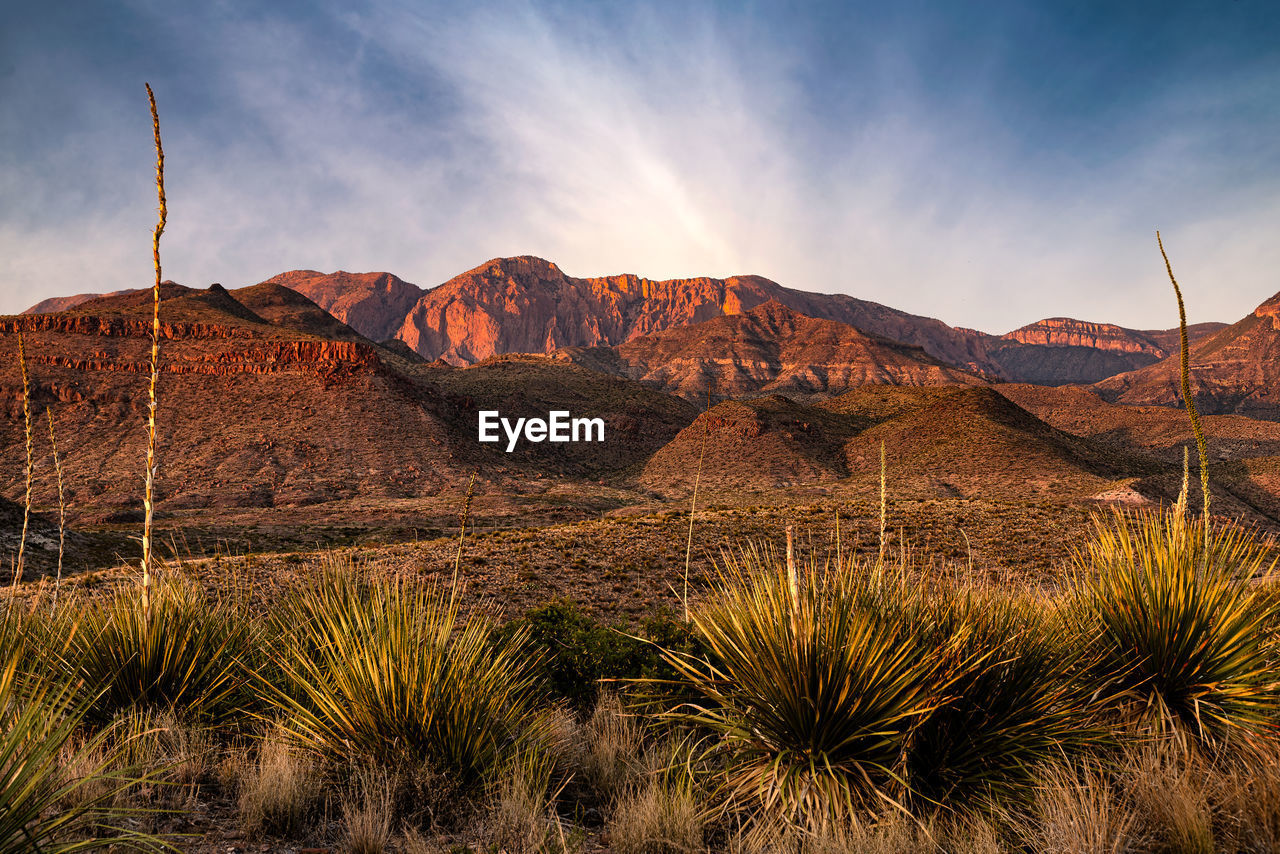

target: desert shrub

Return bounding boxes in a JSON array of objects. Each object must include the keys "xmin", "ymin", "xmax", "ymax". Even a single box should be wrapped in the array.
[
  {"xmin": 265, "ymin": 568, "xmax": 540, "ymax": 793},
  {"xmin": 660, "ymin": 548, "xmax": 941, "ymax": 831},
  {"xmin": 495, "ymin": 600, "xmax": 703, "ymax": 712},
  {"xmin": 0, "ymin": 627, "xmax": 166, "ymax": 852},
  {"xmin": 1069, "ymin": 508, "xmax": 1280, "ymax": 743},
  {"xmin": 905, "ymin": 589, "xmax": 1104, "ymax": 810},
  {"xmin": 58, "ymin": 577, "xmax": 252, "ymax": 726}
]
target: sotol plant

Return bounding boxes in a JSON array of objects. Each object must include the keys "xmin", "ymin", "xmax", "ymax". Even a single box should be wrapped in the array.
[
  {"xmin": 263, "ymin": 567, "xmax": 543, "ymax": 792},
  {"xmin": 660, "ymin": 548, "xmax": 943, "ymax": 831}
]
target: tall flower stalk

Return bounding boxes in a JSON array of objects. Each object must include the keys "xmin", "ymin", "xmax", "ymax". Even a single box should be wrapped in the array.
[
  {"xmin": 141, "ymin": 83, "xmax": 166, "ymax": 618},
  {"xmin": 47, "ymin": 407, "xmax": 66, "ymax": 611},
  {"xmin": 10, "ymin": 332, "xmax": 33, "ymax": 598}
]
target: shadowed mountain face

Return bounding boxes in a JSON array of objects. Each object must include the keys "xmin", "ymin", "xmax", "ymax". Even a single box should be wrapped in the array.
[
  {"xmin": 1094, "ymin": 291, "xmax": 1280, "ymax": 420},
  {"xmin": 554, "ymin": 300, "xmax": 985, "ymax": 401}
]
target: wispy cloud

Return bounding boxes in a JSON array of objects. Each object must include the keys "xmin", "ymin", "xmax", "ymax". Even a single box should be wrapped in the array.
[{"xmin": 1, "ymin": 1, "xmax": 1277, "ymax": 332}]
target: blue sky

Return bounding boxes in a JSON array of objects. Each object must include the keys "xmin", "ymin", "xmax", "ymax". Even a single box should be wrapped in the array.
[{"xmin": 1, "ymin": 1, "xmax": 1277, "ymax": 332}]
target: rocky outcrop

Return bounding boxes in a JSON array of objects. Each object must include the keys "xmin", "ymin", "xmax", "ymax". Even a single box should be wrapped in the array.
[
  {"xmin": 1000, "ymin": 318, "xmax": 1165, "ymax": 356},
  {"xmin": 0, "ymin": 316, "xmax": 263, "ymax": 339},
  {"xmin": 265, "ymin": 271, "xmax": 424, "ymax": 342},
  {"xmin": 28, "ymin": 340, "xmax": 381, "ymax": 377}
]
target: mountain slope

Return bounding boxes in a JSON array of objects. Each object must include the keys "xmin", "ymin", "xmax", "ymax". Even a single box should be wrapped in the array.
[
  {"xmin": 639, "ymin": 385, "xmax": 1149, "ymax": 501},
  {"xmin": 2, "ymin": 284, "xmax": 459, "ymax": 520},
  {"xmin": 555, "ymin": 300, "xmax": 984, "ymax": 400},
  {"xmin": 264, "ymin": 270, "xmax": 425, "ymax": 342},
  {"xmin": 1094, "ymin": 291, "xmax": 1280, "ymax": 420}
]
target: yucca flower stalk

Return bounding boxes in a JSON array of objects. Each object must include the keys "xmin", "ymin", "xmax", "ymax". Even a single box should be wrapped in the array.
[
  {"xmin": 46, "ymin": 406, "xmax": 66, "ymax": 611},
  {"xmin": 141, "ymin": 82, "xmax": 166, "ymax": 619},
  {"xmin": 1158, "ymin": 231, "xmax": 1210, "ymax": 540},
  {"xmin": 9, "ymin": 332, "xmax": 33, "ymax": 597}
]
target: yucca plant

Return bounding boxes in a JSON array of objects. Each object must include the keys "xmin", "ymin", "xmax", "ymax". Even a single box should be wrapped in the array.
[
  {"xmin": 905, "ymin": 589, "xmax": 1104, "ymax": 811},
  {"xmin": 59, "ymin": 576, "xmax": 252, "ymax": 727},
  {"xmin": 263, "ymin": 568, "xmax": 541, "ymax": 792},
  {"xmin": 1069, "ymin": 507, "xmax": 1280, "ymax": 743},
  {"xmin": 660, "ymin": 547, "xmax": 943, "ymax": 831},
  {"xmin": 0, "ymin": 619, "xmax": 167, "ymax": 852}
]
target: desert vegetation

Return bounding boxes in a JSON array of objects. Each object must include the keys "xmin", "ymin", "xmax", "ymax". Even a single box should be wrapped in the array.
[{"xmin": 4, "ymin": 503, "xmax": 1280, "ymax": 852}]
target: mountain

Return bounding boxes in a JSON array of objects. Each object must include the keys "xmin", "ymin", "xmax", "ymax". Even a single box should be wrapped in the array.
[
  {"xmin": 824, "ymin": 386, "xmax": 1143, "ymax": 500},
  {"xmin": 2, "ymin": 283, "xmax": 460, "ymax": 522},
  {"xmin": 1093, "ymin": 291, "xmax": 1280, "ymax": 420},
  {"xmin": 263, "ymin": 270, "xmax": 424, "ymax": 343},
  {"xmin": 638, "ymin": 395, "xmax": 863, "ymax": 491},
  {"xmin": 554, "ymin": 300, "xmax": 984, "ymax": 401},
  {"xmin": 2, "ymin": 283, "xmax": 708, "ymax": 530},
  {"xmin": 228, "ymin": 282, "xmax": 369, "ymax": 343},
  {"xmin": 270, "ymin": 257, "xmax": 1003, "ymax": 374},
  {"xmin": 983, "ymin": 318, "xmax": 1227, "ymax": 386},
  {"xmin": 24, "ymin": 289, "xmax": 142, "ymax": 314}
]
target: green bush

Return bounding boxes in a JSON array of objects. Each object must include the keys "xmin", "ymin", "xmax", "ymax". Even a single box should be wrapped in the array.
[{"xmin": 495, "ymin": 600, "xmax": 703, "ymax": 712}]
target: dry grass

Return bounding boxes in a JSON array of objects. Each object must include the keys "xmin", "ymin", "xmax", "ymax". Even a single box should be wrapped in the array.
[
  {"xmin": 1212, "ymin": 742, "xmax": 1280, "ymax": 853},
  {"xmin": 235, "ymin": 731, "xmax": 323, "ymax": 839},
  {"xmin": 582, "ymin": 692, "xmax": 646, "ymax": 804},
  {"xmin": 342, "ymin": 767, "xmax": 395, "ymax": 854},
  {"xmin": 484, "ymin": 766, "xmax": 581, "ymax": 854},
  {"xmin": 609, "ymin": 777, "xmax": 705, "ymax": 854},
  {"xmin": 1124, "ymin": 742, "xmax": 1214, "ymax": 854},
  {"xmin": 1010, "ymin": 760, "xmax": 1139, "ymax": 854}
]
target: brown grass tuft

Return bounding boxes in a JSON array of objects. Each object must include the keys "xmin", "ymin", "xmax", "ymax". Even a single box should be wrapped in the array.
[{"xmin": 236, "ymin": 732, "xmax": 323, "ymax": 839}]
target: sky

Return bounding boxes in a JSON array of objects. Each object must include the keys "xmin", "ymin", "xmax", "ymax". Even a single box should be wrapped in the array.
[{"xmin": 1, "ymin": 1, "xmax": 1277, "ymax": 333}]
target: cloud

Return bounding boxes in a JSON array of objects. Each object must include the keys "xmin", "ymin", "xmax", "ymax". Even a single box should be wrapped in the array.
[{"xmin": 1, "ymin": 1, "xmax": 1277, "ymax": 333}]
